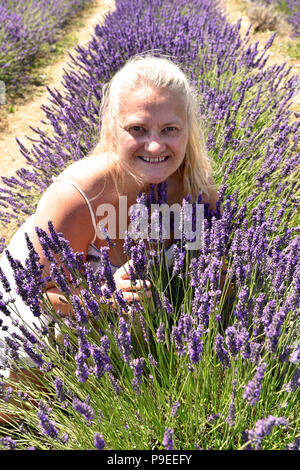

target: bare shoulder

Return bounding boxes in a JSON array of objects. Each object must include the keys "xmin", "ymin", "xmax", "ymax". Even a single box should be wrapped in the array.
[
  {"xmin": 56, "ymin": 154, "xmax": 111, "ymax": 200},
  {"xmin": 30, "ymin": 153, "xmax": 114, "ymax": 255},
  {"xmin": 31, "ymin": 178, "xmax": 94, "ymax": 256}
]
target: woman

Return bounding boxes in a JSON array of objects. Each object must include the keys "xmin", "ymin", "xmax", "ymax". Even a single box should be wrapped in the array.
[{"xmin": 0, "ymin": 54, "xmax": 219, "ymax": 382}]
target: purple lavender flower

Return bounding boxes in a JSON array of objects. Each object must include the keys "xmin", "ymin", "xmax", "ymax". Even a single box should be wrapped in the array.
[
  {"xmin": 107, "ymin": 368, "xmax": 122, "ymax": 396},
  {"xmin": 243, "ymin": 362, "xmax": 267, "ymax": 406},
  {"xmin": 214, "ymin": 334, "xmax": 230, "ymax": 368},
  {"xmin": 286, "ymin": 436, "xmax": 300, "ymax": 450},
  {"xmin": 290, "ymin": 344, "xmax": 300, "ymax": 364},
  {"xmin": 171, "ymin": 325, "xmax": 186, "ymax": 356},
  {"xmin": 193, "ymin": 291, "xmax": 211, "ymax": 327},
  {"xmin": 162, "ymin": 427, "xmax": 174, "ymax": 450},
  {"xmin": 94, "ymin": 433, "xmax": 105, "ymax": 450},
  {"xmin": 207, "ymin": 413, "xmax": 220, "ymax": 424},
  {"xmin": 225, "ymin": 326, "xmax": 240, "ymax": 358},
  {"xmin": 156, "ymin": 322, "xmax": 165, "ymax": 343},
  {"xmin": 261, "ymin": 300, "xmax": 277, "ymax": 329},
  {"xmin": 116, "ymin": 317, "xmax": 133, "ymax": 365},
  {"xmin": 0, "ymin": 266, "xmax": 11, "ymax": 293},
  {"xmin": 71, "ymin": 295, "xmax": 89, "ymax": 324},
  {"xmin": 5, "ymin": 336, "xmax": 20, "ymax": 361},
  {"xmin": 172, "ymin": 244, "xmax": 186, "ymax": 278},
  {"xmin": 234, "ymin": 286, "xmax": 249, "ymax": 324},
  {"xmin": 265, "ymin": 305, "xmax": 288, "ymax": 353},
  {"xmin": 4, "ymin": 247, "xmax": 43, "ymax": 318},
  {"xmin": 161, "ymin": 292, "xmax": 174, "ymax": 316},
  {"xmin": 179, "ymin": 312, "xmax": 193, "ymax": 338},
  {"xmin": 75, "ymin": 351, "xmax": 90, "ymax": 383},
  {"xmin": 129, "ymin": 240, "xmax": 148, "ymax": 282},
  {"xmin": 54, "ymin": 377, "xmax": 67, "ymax": 405},
  {"xmin": 187, "ymin": 328, "xmax": 204, "ymax": 364},
  {"xmin": 76, "ymin": 324, "xmax": 92, "ymax": 359},
  {"xmin": 3, "ymin": 386, "xmax": 13, "ymax": 403},
  {"xmin": 238, "ymin": 327, "xmax": 251, "ymax": 360},
  {"xmin": 148, "ymin": 353, "xmax": 157, "ymax": 367},
  {"xmin": 0, "ymin": 436, "xmax": 17, "ymax": 450},
  {"xmin": 284, "ymin": 367, "xmax": 300, "ymax": 392},
  {"xmin": 252, "ymin": 293, "xmax": 266, "ymax": 336},
  {"xmin": 22, "ymin": 342, "xmax": 44, "ymax": 369},
  {"xmin": 249, "ymin": 341, "xmax": 262, "ymax": 364},
  {"xmin": 131, "ymin": 377, "xmax": 142, "ymax": 396},
  {"xmin": 131, "ymin": 357, "xmax": 145, "ymax": 380},
  {"xmin": 243, "ymin": 415, "xmax": 288, "ymax": 450},
  {"xmin": 138, "ymin": 313, "xmax": 150, "ymax": 343},
  {"xmin": 19, "ymin": 324, "xmax": 38, "ymax": 345},
  {"xmin": 226, "ymin": 379, "xmax": 237, "ymax": 427},
  {"xmin": 171, "ymin": 401, "xmax": 180, "ymax": 418},
  {"xmin": 90, "ymin": 336, "xmax": 110, "ymax": 379},
  {"xmin": 113, "ymin": 289, "xmax": 130, "ymax": 314},
  {"xmin": 72, "ymin": 397, "xmax": 95, "ymax": 425},
  {"xmin": 38, "ymin": 401, "xmax": 59, "ymax": 440},
  {"xmin": 123, "ymin": 230, "xmax": 133, "ymax": 257},
  {"xmin": 131, "ymin": 357, "xmax": 145, "ymax": 395},
  {"xmin": 18, "ymin": 391, "xmax": 28, "ymax": 401},
  {"xmin": 0, "ymin": 296, "xmax": 10, "ymax": 316},
  {"xmin": 98, "ymin": 247, "xmax": 116, "ymax": 296},
  {"xmin": 50, "ymin": 263, "xmax": 71, "ymax": 297}
]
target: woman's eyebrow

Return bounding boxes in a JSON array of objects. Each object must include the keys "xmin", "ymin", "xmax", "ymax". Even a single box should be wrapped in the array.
[
  {"xmin": 123, "ymin": 119, "xmax": 183, "ymax": 127},
  {"xmin": 163, "ymin": 121, "xmax": 182, "ymax": 126}
]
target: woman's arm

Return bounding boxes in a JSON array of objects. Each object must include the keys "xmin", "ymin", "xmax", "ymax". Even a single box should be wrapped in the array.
[{"xmin": 29, "ymin": 181, "xmax": 96, "ymax": 316}]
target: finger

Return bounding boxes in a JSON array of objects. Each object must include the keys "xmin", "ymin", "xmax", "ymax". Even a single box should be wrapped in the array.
[
  {"xmin": 121, "ymin": 289, "xmax": 152, "ymax": 302},
  {"xmin": 116, "ymin": 260, "xmax": 134, "ymax": 280},
  {"xmin": 117, "ymin": 279, "xmax": 151, "ymax": 292}
]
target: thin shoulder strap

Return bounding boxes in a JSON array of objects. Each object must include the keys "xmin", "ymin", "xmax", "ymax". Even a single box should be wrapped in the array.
[{"xmin": 52, "ymin": 176, "xmax": 97, "ymax": 244}]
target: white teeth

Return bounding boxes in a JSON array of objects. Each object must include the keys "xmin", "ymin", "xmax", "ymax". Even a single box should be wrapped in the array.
[{"xmin": 140, "ymin": 156, "xmax": 168, "ymax": 162}]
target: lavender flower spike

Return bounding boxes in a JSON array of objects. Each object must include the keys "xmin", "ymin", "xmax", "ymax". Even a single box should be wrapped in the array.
[
  {"xmin": 243, "ymin": 415, "xmax": 288, "ymax": 450},
  {"xmin": 94, "ymin": 433, "xmax": 105, "ymax": 450},
  {"xmin": 214, "ymin": 334, "xmax": 230, "ymax": 368},
  {"xmin": 243, "ymin": 363, "xmax": 267, "ymax": 406},
  {"xmin": 156, "ymin": 322, "xmax": 165, "ymax": 343},
  {"xmin": 226, "ymin": 379, "xmax": 237, "ymax": 427},
  {"xmin": 162, "ymin": 427, "xmax": 174, "ymax": 450},
  {"xmin": 72, "ymin": 397, "xmax": 95, "ymax": 425}
]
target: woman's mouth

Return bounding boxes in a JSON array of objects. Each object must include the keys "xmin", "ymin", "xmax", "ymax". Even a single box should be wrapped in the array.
[{"xmin": 138, "ymin": 156, "xmax": 169, "ymax": 163}]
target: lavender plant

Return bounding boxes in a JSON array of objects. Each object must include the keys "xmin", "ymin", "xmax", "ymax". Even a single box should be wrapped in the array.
[{"xmin": 0, "ymin": 0, "xmax": 299, "ymax": 450}]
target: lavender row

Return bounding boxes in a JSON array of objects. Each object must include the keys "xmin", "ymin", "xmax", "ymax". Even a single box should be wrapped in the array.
[
  {"xmin": 0, "ymin": 0, "xmax": 93, "ymax": 89},
  {"xmin": 0, "ymin": 0, "xmax": 299, "ymax": 238}
]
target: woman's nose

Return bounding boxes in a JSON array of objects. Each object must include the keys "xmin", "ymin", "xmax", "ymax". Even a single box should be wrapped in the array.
[{"xmin": 144, "ymin": 133, "xmax": 166, "ymax": 153}]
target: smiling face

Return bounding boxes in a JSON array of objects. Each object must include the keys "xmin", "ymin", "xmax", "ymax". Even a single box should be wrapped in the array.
[{"xmin": 113, "ymin": 85, "xmax": 189, "ymax": 187}]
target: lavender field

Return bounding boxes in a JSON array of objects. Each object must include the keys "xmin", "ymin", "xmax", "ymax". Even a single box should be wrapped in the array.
[
  {"xmin": 0, "ymin": 0, "xmax": 299, "ymax": 450},
  {"xmin": 0, "ymin": 0, "xmax": 93, "ymax": 90}
]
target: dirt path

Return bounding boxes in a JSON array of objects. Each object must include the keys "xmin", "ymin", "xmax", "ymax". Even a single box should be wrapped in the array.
[{"xmin": 0, "ymin": 0, "xmax": 115, "ymax": 179}]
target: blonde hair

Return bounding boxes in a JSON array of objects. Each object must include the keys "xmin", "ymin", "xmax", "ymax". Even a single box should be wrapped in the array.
[{"xmin": 91, "ymin": 53, "xmax": 214, "ymax": 201}]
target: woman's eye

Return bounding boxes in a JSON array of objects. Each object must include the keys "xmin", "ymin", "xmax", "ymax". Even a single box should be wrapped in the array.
[
  {"xmin": 130, "ymin": 126, "xmax": 145, "ymax": 134},
  {"xmin": 164, "ymin": 127, "xmax": 177, "ymax": 133}
]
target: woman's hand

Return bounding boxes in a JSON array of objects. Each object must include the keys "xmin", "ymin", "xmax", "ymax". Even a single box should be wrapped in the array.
[{"xmin": 113, "ymin": 260, "xmax": 152, "ymax": 304}]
